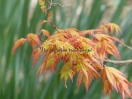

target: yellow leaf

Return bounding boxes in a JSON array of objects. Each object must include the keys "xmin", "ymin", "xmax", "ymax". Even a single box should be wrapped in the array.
[
  {"xmin": 40, "ymin": 29, "xmax": 50, "ymax": 37},
  {"xmin": 41, "ymin": 40, "xmax": 51, "ymax": 51},
  {"xmin": 41, "ymin": 6, "xmax": 47, "ymax": 13},
  {"xmin": 61, "ymin": 62, "xmax": 71, "ymax": 72},
  {"xmin": 111, "ymin": 23, "xmax": 122, "ymax": 35},
  {"xmin": 99, "ymin": 23, "xmax": 122, "ymax": 36},
  {"xmin": 60, "ymin": 69, "xmax": 74, "ymax": 88},
  {"xmin": 105, "ymin": 67, "xmax": 118, "ymax": 91},
  {"xmin": 40, "ymin": 20, "xmax": 47, "ymax": 25},
  {"xmin": 46, "ymin": 58, "xmax": 55, "ymax": 69},
  {"xmin": 39, "ymin": 0, "xmax": 45, "ymax": 6},
  {"xmin": 48, "ymin": 12, "xmax": 52, "ymax": 20}
]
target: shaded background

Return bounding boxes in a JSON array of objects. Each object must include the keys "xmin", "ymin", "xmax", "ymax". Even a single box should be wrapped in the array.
[{"xmin": 0, "ymin": 0, "xmax": 132, "ymax": 99}]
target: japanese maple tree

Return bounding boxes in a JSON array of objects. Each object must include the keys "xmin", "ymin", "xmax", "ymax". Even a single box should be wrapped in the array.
[{"xmin": 12, "ymin": 0, "xmax": 132, "ymax": 99}]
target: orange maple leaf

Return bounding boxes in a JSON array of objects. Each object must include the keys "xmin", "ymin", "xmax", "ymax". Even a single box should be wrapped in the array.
[
  {"xmin": 26, "ymin": 33, "xmax": 41, "ymax": 49},
  {"xmin": 12, "ymin": 38, "xmax": 26, "ymax": 55},
  {"xmin": 40, "ymin": 29, "xmax": 50, "ymax": 37},
  {"xmin": 99, "ymin": 23, "xmax": 122, "ymax": 36},
  {"xmin": 102, "ymin": 66, "xmax": 132, "ymax": 99}
]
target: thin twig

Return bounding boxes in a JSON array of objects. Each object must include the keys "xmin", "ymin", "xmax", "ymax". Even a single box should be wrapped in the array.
[
  {"xmin": 52, "ymin": 3, "xmax": 71, "ymax": 7},
  {"xmin": 48, "ymin": 18, "xmax": 60, "ymax": 33},
  {"xmin": 121, "ymin": 43, "xmax": 132, "ymax": 50},
  {"xmin": 104, "ymin": 59, "xmax": 132, "ymax": 65},
  {"xmin": 46, "ymin": 1, "xmax": 71, "ymax": 10}
]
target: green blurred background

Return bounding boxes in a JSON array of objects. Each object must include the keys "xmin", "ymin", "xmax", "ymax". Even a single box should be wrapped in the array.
[{"xmin": 0, "ymin": 0, "xmax": 132, "ymax": 99}]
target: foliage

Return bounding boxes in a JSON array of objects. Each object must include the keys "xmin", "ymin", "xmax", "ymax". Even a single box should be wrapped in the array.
[
  {"xmin": 12, "ymin": 0, "xmax": 132, "ymax": 99},
  {"xmin": 1, "ymin": 0, "xmax": 132, "ymax": 99}
]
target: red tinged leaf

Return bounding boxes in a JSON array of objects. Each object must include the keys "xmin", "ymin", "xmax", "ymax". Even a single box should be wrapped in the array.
[
  {"xmin": 103, "ymin": 80, "xmax": 112, "ymax": 97},
  {"xmin": 83, "ymin": 72, "xmax": 93, "ymax": 92},
  {"xmin": 83, "ymin": 61, "xmax": 100, "ymax": 79},
  {"xmin": 40, "ymin": 29, "xmax": 50, "ymax": 37},
  {"xmin": 105, "ymin": 40, "xmax": 120, "ymax": 60},
  {"xmin": 77, "ymin": 71, "xmax": 92, "ymax": 92},
  {"xmin": 77, "ymin": 71, "xmax": 84, "ymax": 89},
  {"xmin": 31, "ymin": 48, "xmax": 43, "ymax": 66},
  {"xmin": 12, "ymin": 38, "xmax": 26, "ymax": 55},
  {"xmin": 26, "ymin": 33, "xmax": 41, "ymax": 49},
  {"xmin": 99, "ymin": 23, "xmax": 122, "ymax": 36},
  {"xmin": 79, "ymin": 29, "xmax": 102, "ymax": 36},
  {"xmin": 75, "ymin": 60, "xmax": 99, "ymax": 91},
  {"xmin": 93, "ymin": 33, "xmax": 121, "ymax": 63},
  {"xmin": 97, "ymin": 40, "xmax": 107, "ymax": 65},
  {"xmin": 102, "ymin": 66, "xmax": 132, "ymax": 99},
  {"xmin": 94, "ymin": 33, "xmax": 124, "ymax": 44},
  {"xmin": 40, "ymin": 20, "xmax": 47, "ymax": 26},
  {"xmin": 105, "ymin": 67, "xmax": 118, "ymax": 91}
]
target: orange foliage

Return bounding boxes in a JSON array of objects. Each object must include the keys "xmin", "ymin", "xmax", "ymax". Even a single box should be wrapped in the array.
[
  {"xmin": 12, "ymin": 38, "xmax": 26, "ymax": 55},
  {"xmin": 102, "ymin": 66, "xmax": 132, "ymax": 99},
  {"xmin": 12, "ymin": 21, "xmax": 132, "ymax": 99}
]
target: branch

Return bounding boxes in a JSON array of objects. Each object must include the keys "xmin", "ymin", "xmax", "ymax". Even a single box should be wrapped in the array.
[
  {"xmin": 48, "ymin": 18, "xmax": 60, "ymax": 33},
  {"xmin": 46, "ymin": 0, "xmax": 71, "ymax": 10},
  {"xmin": 52, "ymin": 3, "xmax": 71, "ymax": 7},
  {"xmin": 121, "ymin": 43, "xmax": 132, "ymax": 50},
  {"xmin": 104, "ymin": 59, "xmax": 132, "ymax": 65}
]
